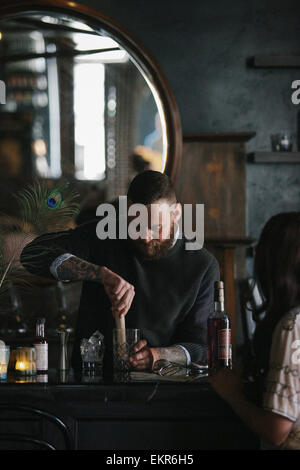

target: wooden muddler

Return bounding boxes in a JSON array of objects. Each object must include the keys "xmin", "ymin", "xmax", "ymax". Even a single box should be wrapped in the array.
[{"xmin": 114, "ymin": 312, "xmax": 127, "ymax": 360}]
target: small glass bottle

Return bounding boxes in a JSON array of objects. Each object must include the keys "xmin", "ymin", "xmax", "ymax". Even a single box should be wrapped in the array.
[
  {"xmin": 207, "ymin": 281, "xmax": 232, "ymax": 371},
  {"xmin": 33, "ymin": 318, "xmax": 48, "ymax": 374}
]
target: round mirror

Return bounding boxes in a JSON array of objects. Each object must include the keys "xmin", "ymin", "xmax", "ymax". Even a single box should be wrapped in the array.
[{"xmin": 0, "ymin": 0, "xmax": 181, "ymax": 218}]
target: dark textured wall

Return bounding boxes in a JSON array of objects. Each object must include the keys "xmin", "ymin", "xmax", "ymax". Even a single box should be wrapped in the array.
[{"xmin": 79, "ymin": 0, "xmax": 300, "ymax": 239}]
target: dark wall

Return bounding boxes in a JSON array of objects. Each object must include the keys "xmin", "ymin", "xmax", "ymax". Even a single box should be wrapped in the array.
[
  {"xmin": 78, "ymin": 1, "xmax": 300, "ymax": 239},
  {"xmin": 1, "ymin": 0, "xmax": 299, "ymax": 239}
]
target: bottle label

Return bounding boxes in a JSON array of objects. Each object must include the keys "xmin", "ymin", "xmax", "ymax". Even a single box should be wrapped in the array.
[
  {"xmin": 218, "ymin": 329, "xmax": 231, "ymax": 360},
  {"xmin": 34, "ymin": 344, "xmax": 48, "ymax": 371}
]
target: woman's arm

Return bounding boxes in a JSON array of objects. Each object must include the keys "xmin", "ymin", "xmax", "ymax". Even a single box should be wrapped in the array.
[
  {"xmin": 209, "ymin": 368, "xmax": 294, "ymax": 447},
  {"xmin": 226, "ymin": 390, "xmax": 293, "ymax": 446}
]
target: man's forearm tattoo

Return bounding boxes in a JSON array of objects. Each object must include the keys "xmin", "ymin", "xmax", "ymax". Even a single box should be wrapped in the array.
[
  {"xmin": 56, "ymin": 256, "xmax": 102, "ymax": 282},
  {"xmin": 154, "ymin": 346, "xmax": 187, "ymax": 366}
]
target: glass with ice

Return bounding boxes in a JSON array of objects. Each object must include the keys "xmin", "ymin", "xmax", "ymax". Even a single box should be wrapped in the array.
[{"xmin": 80, "ymin": 330, "xmax": 105, "ymax": 371}]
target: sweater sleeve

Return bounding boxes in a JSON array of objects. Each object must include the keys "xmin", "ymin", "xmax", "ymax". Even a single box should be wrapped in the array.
[
  {"xmin": 20, "ymin": 221, "xmax": 94, "ymax": 280},
  {"xmin": 171, "ymin": 255, "xmax": 220, "ymax": 363}
]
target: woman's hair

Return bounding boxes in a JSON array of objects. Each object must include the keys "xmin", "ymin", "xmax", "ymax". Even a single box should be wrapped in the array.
[{"xmin": 252, "ymin": 212, "xmax": 300, "ymax": 376}]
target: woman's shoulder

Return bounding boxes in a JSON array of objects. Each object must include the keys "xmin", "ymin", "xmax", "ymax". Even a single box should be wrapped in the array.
[{"xmin": 268, "ymin": 306, "xmax": 300, "ymax": 370}]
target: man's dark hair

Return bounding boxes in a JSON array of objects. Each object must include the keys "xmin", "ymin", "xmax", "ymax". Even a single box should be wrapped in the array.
[{"xmin": 127, "ymin": 170, "xmax": 176, "ymax": 205}]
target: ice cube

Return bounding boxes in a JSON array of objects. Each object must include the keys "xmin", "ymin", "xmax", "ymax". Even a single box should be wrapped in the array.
[
  {"xmin": 80, "ymin": 338, "xmax": 89, "ymax": 351},
  {"xmin": 88, "ymin": 330, "xmax": 104, "ymax": 346},
  {"xmin": 80, "ymin": 332, "xmax": 104, "ymax": 364}
]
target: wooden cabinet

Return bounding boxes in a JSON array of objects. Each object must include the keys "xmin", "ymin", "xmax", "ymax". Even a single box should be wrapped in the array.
[{"xmin": 176, "ymin": 133, "xmax": 256, "ymax": 347}]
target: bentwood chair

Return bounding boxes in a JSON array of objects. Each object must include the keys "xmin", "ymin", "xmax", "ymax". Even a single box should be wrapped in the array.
[{"xmin": 0, "ymin": 403, "xmax": 74, "ymax": 450}]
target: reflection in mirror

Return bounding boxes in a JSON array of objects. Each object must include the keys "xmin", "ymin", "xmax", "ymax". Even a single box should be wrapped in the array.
[
  {"xmin": 0, "ymin": 6, "xmax": 178, "ymax": 340},
  {"xmin": 0, "ymin": 11, "xmax": 168, "ymax": 213}
]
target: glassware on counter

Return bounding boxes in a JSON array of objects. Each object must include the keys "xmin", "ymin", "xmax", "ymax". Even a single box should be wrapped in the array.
[
  {"xmin": 14, "ymin": 346, "xmax": 37, "ymax": 376},
  {"xmin": 80, "ymin": 330, "xmax": 105, "ymax": 371},
  {"xmin": 56, "ymin": 328, "xmax": 69, "ymax": 371},
  {"xmin": 0, "ymin": 345, "xmax": 10, "ymax": 381},
  {"xmin": 113, "ymin": 328, "xmax": 140, "ymax": 373}
]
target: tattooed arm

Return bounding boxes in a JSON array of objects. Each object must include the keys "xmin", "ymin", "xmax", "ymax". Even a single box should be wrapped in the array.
[
  {"xmin": 56, "ymin": 255, "xmax": 103, "ymax": 282},
  {"xmin": 56, "ymin": 255, "xmax": 135, "ymax": 318},
  {"xmin": 151, "ymin": 346, "xmax": 187, "ymax": 366},
  {"xmin": 20, "ymin": 224, "xmax": 135, "ymax": 318},
  {"xmin": 129, "ymin": 340, "xmax": 187, "ymax": 370}
]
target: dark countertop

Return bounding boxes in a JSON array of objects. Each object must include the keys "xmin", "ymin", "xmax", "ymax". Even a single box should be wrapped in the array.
[
  {"xmin": 0, "ymin": 368, "xmax": 259, "ymax": 411},
  {"xmin": 0, "ymin": 369, "xmax": 260, "ymax": 449},
  {"xmin": 2, "ymin": 366, "xmax": 208, "ymax": 384}
]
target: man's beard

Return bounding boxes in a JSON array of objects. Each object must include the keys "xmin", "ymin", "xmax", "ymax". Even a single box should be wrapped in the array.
[{"xmin": 130, "ymin": 222, "xmax": 176, "ymax": 260}]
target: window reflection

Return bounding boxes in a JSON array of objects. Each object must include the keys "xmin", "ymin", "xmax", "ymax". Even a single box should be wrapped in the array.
[{"xmin": 74, "ymin": 62, "xmax": 105, "ymax": 180}]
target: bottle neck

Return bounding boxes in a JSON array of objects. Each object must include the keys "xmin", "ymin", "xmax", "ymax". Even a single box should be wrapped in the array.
[
  {"xmin": 214, "ymin": 301, "xmax": 225, "ymax": 313},
  {"xmin": 36, "ymin": 323, "xmax": 45, "ymax": 338}
]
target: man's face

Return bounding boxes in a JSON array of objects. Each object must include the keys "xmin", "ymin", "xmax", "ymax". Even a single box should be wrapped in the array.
[{"xmin": 128, "ymin": 199, "xmax": 181, "ymax": 259}]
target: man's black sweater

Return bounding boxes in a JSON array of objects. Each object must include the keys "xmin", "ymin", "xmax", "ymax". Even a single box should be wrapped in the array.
[{"xmin": 21, "ymin": 219, "xmax": 220, "ymax": 370}]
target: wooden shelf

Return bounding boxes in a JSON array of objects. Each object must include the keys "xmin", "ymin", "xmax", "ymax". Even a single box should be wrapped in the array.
[
  {"xmin": 183, "ymin": 132, "xmax": 256, "ymax": 143},
  {"xmin": 248, "ymin": 152, "xmax": 300, "ymax": 163},
  {"xmin": 251, "ymin": 55, "xmax": 300, "ymax": 68},
  {"xmin": 205, "ymin": 237, "xmax": 255, "ymax": 247}
]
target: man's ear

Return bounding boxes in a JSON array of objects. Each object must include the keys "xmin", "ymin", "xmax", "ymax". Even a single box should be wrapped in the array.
[{"xmin": 172, "ymin": 202, "xmax": 182, "ymax": 223}]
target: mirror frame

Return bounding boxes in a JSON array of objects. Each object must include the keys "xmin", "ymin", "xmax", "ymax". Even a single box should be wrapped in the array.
[{"xmin": 0, "ymin": 0, "xmax": 182, "ymax": 183}]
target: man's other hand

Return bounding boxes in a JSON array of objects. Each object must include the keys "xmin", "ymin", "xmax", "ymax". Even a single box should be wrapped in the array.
[
  {"xmin": 129, "ymin": 339, "xmax": 153, "ymax": 370},
  {"xmin": 100, "ymin": 266, "xmax": 135, "ymax": 318}
]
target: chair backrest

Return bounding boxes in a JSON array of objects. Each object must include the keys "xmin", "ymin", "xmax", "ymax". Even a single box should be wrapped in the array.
[
  {"xmin": 0, "ymin": 434, "xmax": 56, "ymax": 450},
  {"xmin": 0, "ymin": 404, "xmax": 74, "ymax": 450}
]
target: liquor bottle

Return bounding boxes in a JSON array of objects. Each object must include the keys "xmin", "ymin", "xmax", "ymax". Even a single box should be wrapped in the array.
[
  {"xmin": 207, "ymin": 281, "xmax": 232, "ymax": 371},
  {"xmin": 33, "ymin": 318, "xmax": 48, "ymax": 374}
]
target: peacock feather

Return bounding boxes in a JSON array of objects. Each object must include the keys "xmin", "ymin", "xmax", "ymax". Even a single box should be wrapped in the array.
[
  {"xmin": 15, "ymin": 181, "xmax": 79, "ymax": 234},
  {"xmin": 0, "ymin": 180, "xmax": 79, "ymax": 305}
]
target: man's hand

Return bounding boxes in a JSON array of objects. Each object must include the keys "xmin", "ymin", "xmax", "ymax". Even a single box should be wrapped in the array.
[
  {"xmin": 129, "ymin": 339, "xmax": 153, "ymax": 370},
  {"xmin": 55, "ymin": 257, "xmax": 135, "ymax": 318},
  {"xmin": 100, "ymin": 266, "xmax": 135, "ymax": 318}
]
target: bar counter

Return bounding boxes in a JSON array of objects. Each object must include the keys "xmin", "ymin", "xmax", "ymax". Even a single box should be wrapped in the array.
[{"xmin": 0, "ymin": 369, "xmax": 260, "ymax": 450}]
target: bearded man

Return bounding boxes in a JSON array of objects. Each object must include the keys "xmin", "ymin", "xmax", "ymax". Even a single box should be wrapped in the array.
[{"xmin": 21, "ymin": 170, "xmax": 219, "ymax": 374}]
